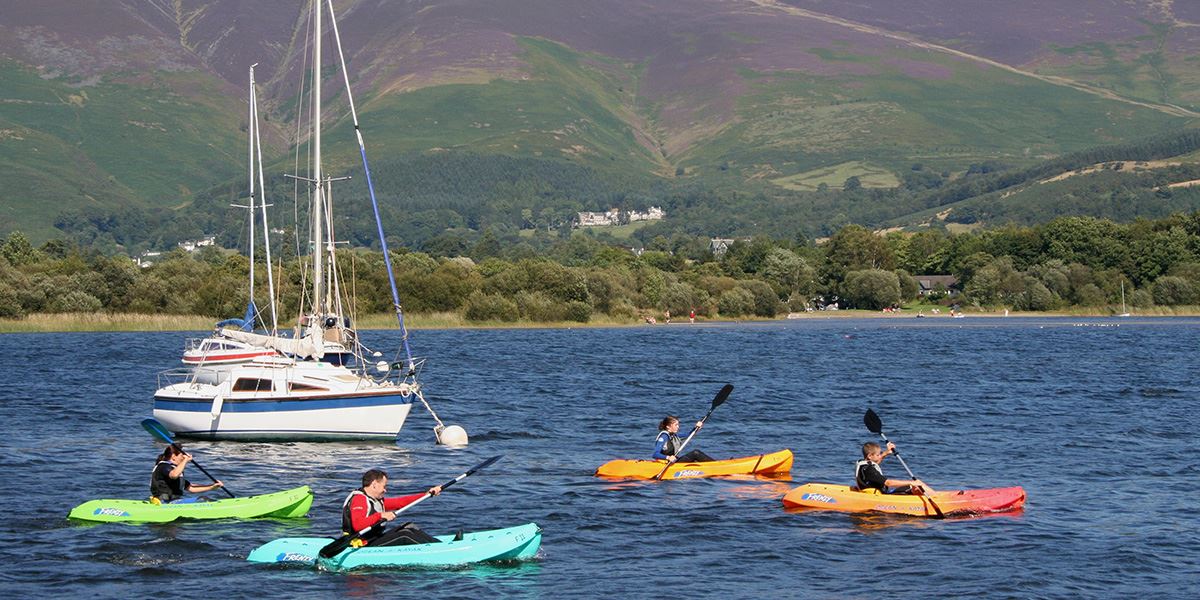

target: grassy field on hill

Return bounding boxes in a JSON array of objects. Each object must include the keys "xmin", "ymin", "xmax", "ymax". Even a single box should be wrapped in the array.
[
  {"xmin": 683, "ymin": 46, "xmax": 1187, "ymax": 188},
  {"xmin": 771, "ymin": 161, "xmax": 900, "ymax": 190},
  {"xmin": 316, "ymin": 38, "xmax": 661, "ymax": 180},
  {"xmin": 0, "ymin": 62, "xmax": 248, "ymax": 240}
]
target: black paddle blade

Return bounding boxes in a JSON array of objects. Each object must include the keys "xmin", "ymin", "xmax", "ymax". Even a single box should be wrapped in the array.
[
  {"xmin": 711, "ymin": 384, "xmax": 734, "ymax": 410},
  {"xmin": 465, "ymin": 455, "xmax": 503, "ymax": 477},
  {"xmin": 141, "ymin": 418, "xmax": 175, "ymax": 445},
  {"xmin": 441, "ymin": 455, "xmax": 503, "ymax": 491},
  {"xmin": 864, "ymin": 409, "xmax": 882, "ymax": 434}
]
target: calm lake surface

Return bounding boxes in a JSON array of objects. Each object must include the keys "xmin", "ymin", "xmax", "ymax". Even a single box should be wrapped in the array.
[{"xmin": 1, "ymin": 318, "xmax": 1198, "ymax": 598}]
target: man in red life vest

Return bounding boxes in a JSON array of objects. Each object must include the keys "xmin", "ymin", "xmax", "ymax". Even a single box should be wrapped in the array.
[{"xmin": 341, "ymin": 469, "xmax": 443, "ymax": 546}]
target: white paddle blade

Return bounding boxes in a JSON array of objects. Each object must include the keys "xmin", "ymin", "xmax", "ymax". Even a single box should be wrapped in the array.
[{"xmin": 437, "ymin": 425, "xmax": 469, "ymax": 446}]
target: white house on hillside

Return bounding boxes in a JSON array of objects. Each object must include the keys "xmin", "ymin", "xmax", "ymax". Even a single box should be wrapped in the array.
[
  {"xmin": 576, "ymin": 208, "xmax": 621, "ymax": 227},
  {"xmin": 709, "ymin": 237, "xmax": 751, "ymax": 257},
  {"xmin": 178, "ymin": 236, "xmax": 216, "ymax": 253},
  {"xmin": 576, "ymin": 206, "xmax": 665, "ymax": 227},
  {"xmin": 628, "ymin": 206, "xmax": 665, "ymax": 222}
]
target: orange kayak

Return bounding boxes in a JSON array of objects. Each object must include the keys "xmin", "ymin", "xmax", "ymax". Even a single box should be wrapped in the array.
[
  {"xmin": 782, "ymin": 483, "xmax": 1025, "ymax": 516},
  {"xmin": 595, "ymin": 449, "xmax": 793, "ymax": 480}
]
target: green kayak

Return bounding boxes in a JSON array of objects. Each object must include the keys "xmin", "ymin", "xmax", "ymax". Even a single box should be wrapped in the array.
[
  {"xmin": 68, "ymin": 486, "xmax": 313, "ymax": 523},
  {"xmin": 246, "ymin": 523, "xmax": 542, "ymax": 570}
]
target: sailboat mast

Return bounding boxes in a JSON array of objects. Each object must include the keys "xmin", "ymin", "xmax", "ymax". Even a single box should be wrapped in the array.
[
  {"xmin": 311, "ymin": 0, "xmax": 325, "ymax": 315},
  {"xmin": 246, "ymin": 67, "xmax": 257, "ymax": 308},
  {"xmin": 251, "ymin": 64, "xmax": 279, "ymax": 333}
]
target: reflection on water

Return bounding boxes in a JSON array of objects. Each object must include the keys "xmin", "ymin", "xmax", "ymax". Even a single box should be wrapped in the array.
[
  {"xmin": 846, "ymin": 508, "xmax": 1026, "ymax": 533},
  {"xmin": 721, "ymin": 478, "xmax": 794, "ymax": 501},
  {"xmin": 332, "ymin": 558, "xmax": 544, "ymax": 594}
]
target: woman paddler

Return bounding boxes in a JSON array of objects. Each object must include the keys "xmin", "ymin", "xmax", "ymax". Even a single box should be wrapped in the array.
[
  {"xmin": 149, "ymin": 445, "xmax": 224, "ymax": 503},
  {"xmin": 653, "ymin": 415, "xmax": 714, "ymax": 463}
]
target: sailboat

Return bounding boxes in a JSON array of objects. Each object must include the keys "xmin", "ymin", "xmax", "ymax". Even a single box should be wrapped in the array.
[
  {"xmin": 1117, "ymin": 280, "xmax": 1132, "ymax": 317},
  {"xmin": 154, "ymin": 1, "xmax": 463, "ymax": 442},
  {"xmin": 180, "ymin": 64, "xmax": 280, "ymax": 372}
]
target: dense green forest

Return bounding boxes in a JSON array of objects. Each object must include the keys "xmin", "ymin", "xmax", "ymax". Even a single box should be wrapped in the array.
[
  {"xmin": 46, "ymin": 129, "xmax": 1200, "ymax": 260},
  {"xmin": 5, "ymin": 210, "xmax": 1200, "ymax": 323}
]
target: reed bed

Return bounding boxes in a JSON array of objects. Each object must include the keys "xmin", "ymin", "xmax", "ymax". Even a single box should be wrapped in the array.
[{"xmin": 3, "ymin": 307, "xmax": 1194, "ymax": 334}]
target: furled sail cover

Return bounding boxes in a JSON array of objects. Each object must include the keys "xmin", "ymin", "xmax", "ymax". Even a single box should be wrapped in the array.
[{"xmin": 217, "ymin": 328, "xmax": 325, "ymax": 360}]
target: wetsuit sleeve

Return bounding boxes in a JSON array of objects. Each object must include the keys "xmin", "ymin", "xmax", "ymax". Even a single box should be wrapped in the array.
[
  {"xmin": 652, "ymin": 433, "xmax": 669, "ymax": 460},
  {"xmin": 383, "ymin": 493, "xmax": 427, "ymax": 511},
  {"xmin": 861, "ymin": 465, "xmax": 889, "ymax": 490},
  {"xmin": 347, "ymin": 494, "xmax": 382, "ymax": 531}
]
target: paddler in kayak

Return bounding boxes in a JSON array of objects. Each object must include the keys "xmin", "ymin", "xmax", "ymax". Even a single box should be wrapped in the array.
[
  {"xmin": 654, "ymin": 415, "xmax": 714, "ymax": 463},
  {"xmin": 342, "ymin": 469, "xmax": 444, "ymax": 546},
  {"xmin": 150, "ymin": 445, "xmax": 224, "ymax": 503},
  {"xmin": 855, "ymin": 442, "xmax": 934, "ymax": 495}
]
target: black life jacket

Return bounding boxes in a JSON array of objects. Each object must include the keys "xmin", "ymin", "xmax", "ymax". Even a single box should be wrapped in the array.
[
  {"xmin": 341, "ymin": 489, "xmax": 385, "ymax": 534},
  {"xmin": 656, "ymin": 430, "xmax": 682, "ymax": 457},
  {"xmin": 150, "ymin": 460, "xmax": 186, "ymax": 501},
  {"xmin": 855, "ymin": 459, "xmax": 887, "ymax": 492}
]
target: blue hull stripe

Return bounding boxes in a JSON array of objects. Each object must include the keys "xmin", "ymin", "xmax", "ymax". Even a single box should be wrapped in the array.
[
  {"xmin": 154, "ymin": 394, "xmax": 411, "ymax": 413},
  {"xmin": 168, "ymin": 429, "xmax": 398, "ymax": 438}
]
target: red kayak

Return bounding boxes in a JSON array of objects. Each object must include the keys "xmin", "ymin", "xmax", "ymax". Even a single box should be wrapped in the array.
[{"xmin": 782, "ymin": 483, "xmax": 1025, "ymax": 517}]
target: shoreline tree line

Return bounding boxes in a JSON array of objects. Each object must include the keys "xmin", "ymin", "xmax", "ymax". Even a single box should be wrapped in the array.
[{"xmin": 3, "ymin": 211, "xmax": 1199, "ymax": 323}]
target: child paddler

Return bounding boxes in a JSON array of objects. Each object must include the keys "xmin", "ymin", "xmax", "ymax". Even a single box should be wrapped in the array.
[
  {"xmin": 341, "ymin": 469, "xmax": 444, "ymax": 546},
  {"xmin": 653, "ymin": 415, "xmax": 714, "ymax": 463},
  {"xmin": 854, "ymin": 442, "xmax": 934, "ymax": 495},
  {"xmin": 149, "ymin": 445, "xmax": 224, "ymax": 503}
]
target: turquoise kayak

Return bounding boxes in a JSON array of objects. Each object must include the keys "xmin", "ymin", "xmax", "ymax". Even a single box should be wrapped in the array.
[
  {"xmin": 68, "ymin": 486, "xmax": 313, "ymax": 523},
  {"xmin": 247, "ymin": 523, "xmax": 542, "ymax": 570}
]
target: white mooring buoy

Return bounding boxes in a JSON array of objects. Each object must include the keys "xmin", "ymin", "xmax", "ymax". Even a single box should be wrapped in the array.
[{"xmin": 437, "ymin": 424, "xmax": 469, "ymax": 446}]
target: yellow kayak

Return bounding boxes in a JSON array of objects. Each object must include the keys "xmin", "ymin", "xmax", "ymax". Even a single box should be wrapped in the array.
[{"xmin": 595, "ymin": 449, "xmax": 793, "ymax": 480}]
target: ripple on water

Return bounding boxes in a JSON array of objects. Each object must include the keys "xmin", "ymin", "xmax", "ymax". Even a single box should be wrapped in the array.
[{"xmin": 0, "ymin": 321, "xmax": 1197, "ymax": 596}]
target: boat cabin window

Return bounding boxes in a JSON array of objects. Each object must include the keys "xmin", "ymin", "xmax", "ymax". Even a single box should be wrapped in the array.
[
  {"xmin": 289, "ymin": 382, "xmax": 329, "ymax": 392},
  {"xmin": 232, "ymin": 378, "xmax": 274, "ymax": 392}
]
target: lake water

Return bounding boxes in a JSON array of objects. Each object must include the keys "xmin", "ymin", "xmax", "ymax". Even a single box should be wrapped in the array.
[{"xmin": 1, "ymin": 317, "xmax": 1197, "ymax": 598}]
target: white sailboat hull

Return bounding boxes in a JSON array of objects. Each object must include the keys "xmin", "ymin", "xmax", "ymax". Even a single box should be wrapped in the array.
[
  {"xmin": 153, "ymin": 397, "xmax": 412, "ymax": 441},
  {"xmin": 154, "ymin": 357, "xmax": 414, "ymax": 441}
]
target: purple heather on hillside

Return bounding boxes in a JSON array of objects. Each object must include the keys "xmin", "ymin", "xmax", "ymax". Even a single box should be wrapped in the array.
[{"xmin": 781, "ymin": 0, "xmax": 1166, "ymax": 65}]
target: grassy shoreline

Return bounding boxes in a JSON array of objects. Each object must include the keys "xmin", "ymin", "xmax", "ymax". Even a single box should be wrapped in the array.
[{"xmin": 2, "ymin": 307, "xmax": 1198, "ymax": 333}]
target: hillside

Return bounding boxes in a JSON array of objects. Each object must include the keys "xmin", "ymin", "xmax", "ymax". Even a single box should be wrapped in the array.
[{"xmin": 2, "ymin": 0, "xmax": 1200, "ymax": 244}]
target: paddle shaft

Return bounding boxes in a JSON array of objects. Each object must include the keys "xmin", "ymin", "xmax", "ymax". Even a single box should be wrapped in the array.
[
  {"xmin": 652, "ymin": 384, "xmax": 733, "ymax": 480},
  {"xmin": 673, "ymin": 404, "xmax": 718, "ymax": 457},
  {"xmin": 866, "ymin": 412, "xmax": 943, "ymax": 518},
  {"xmin": 876, "ymin": 432, "xmax": 919, "ymax": 481},
  {"xmin": 142, "ymin": 419, "xmax": 234, "ymax": 497},
  {"xmin": 170, "ymin": 442, "xmax": 235, "ymax": 498}
]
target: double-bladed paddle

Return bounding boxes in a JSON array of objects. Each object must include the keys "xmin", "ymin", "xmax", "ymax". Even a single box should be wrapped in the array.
[
  {"xmin": 652, "ymin": 384, "xmax": 734, "ymax": 480},
  {"xmin": 140, "ymin": 418, "xmax": 235, "ymax": 498},
  {"xmin": 318, "ymin": 454, "xmax": 503, "ymax": 559},
  {"xmin": 863, "ymin": 409, "xmax": 943, "ymax": 518}
]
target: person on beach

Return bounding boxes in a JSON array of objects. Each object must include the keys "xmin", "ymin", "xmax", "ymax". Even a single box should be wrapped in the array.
[
  {"xmin": 653, "ymin": 415, "xmax": 714, "ymax": 463},
  {"xmin": 149, "ymin": 445, "xmax": 224, "ymax": 503},
  {"xmin": 341, "ymin": 469, "xmax": 444, "ymax": 546},
  {"xmin": 854, "ymin": 442, "xmax": 934, "ymax": 495}
]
